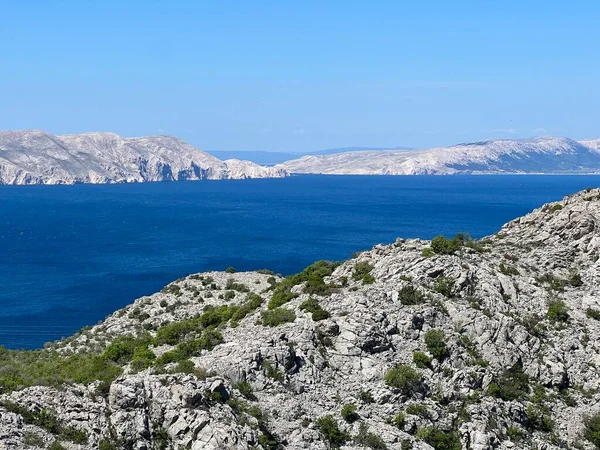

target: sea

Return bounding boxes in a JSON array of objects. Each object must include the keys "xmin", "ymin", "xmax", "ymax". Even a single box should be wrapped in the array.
[{"xmin": 1, "ymin": 175, "xmax": 599, "ymax": 349}]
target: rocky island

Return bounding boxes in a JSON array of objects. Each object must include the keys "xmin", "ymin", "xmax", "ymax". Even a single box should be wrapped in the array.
[
  {"xmin": 278, "ymin": 136, "xmax": 600, "ymax": 175},
  {"xmin": 2, "ymin": 188, "xmax": 600, "ymax": 449},
  {"xmin": 0, "ymin": 130, "xmax": 286, "ymax": 185}
]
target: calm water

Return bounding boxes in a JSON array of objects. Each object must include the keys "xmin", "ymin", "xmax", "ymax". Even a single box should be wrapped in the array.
[{"xmin": 1, "ymin": 175, "xmax": 599, "ymax": 349}]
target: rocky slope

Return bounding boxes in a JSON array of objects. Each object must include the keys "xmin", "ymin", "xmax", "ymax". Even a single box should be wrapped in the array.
[
  {"xmin": 0, "ymin": 130, "xmax": 287, "ymax": 185},
  {"xmin": 2, "ymin": 188, "xmax": 600, "ymax": 449},
  {"xmin": 277, "ymin": 136, "xmax": 600, "ymax": 175}
]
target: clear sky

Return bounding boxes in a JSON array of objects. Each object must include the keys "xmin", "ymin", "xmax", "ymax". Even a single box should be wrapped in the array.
[{"xmin": 1, "ymin": 1, "xmax": 599, "ymax": 152}]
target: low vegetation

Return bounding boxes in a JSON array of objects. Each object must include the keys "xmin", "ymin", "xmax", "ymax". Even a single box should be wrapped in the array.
[{"xmin": 384, "ymin": 364, "xmax": 422, "ymax": 394}]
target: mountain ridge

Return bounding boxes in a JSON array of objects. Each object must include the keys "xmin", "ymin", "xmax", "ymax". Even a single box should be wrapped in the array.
[
  {"xmin": 278, "ymin": 136, "xmax": 600, "ymax": 175},
  {"xmin": 0, "ymin": 130, "xmax": 287, "ymax": 185}
]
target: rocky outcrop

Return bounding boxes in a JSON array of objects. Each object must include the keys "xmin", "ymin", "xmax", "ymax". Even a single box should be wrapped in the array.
[
  {"xmin": 2, "ymin": 188, "xmax": 600, "ymax": 449},
  {"xmin": 0, "ymin": 130, "xmax": 287, "ymax": 185}
]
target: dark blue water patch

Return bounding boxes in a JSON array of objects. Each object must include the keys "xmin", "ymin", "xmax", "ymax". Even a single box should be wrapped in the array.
[{"xmin": 1, "ymin": 175, "xmax": 599, "ymax": 349}]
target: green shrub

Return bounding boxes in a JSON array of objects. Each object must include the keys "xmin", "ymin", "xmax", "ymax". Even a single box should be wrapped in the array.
[
  {"xmin": 413, "ymin": 351, "xmax": 432, "ymax": 368},
  {"xmin": 430, "ymin": 235, "xmax": 464, "ymax": 255},
  {"xmin": 384, "ymin": 364, "xmax": 422, "ymax": 394},
  {"xmin": 487, "ymin": 362, "xmax": 530, "ymax": 401},
  {"xmin": 261, "ymin": 308, "xmax": 296, "ymax": 327},
  {"xmin": 230, "ymin": 292, "xmax": 263, "ymax": 325},
  {"xmin": 103, "ymin": 334, "xmax": 151, "ymax": 364},
  {"xmin": 49, "ymin": 442, "xmax": 66, "ymax": 450},
  {"xmin": 587, "ymin": 308, "xmax": 600, "ymax": 321},
  {"xmin": 415, "ymin": 426, "xmax": 461, "ymax": 450},
  {"xmin": 569, "ymin": 271, "xmax": 583, "ymax": 287},
  {"xmin": 224, "ymin": 290, "xmax": 236, "ymax": 300},
  {"xmin": 393, "ymin": 412, "xmax": 406, "ymax": 428},
  {"xmin": 225, "ymin": 279, "xmax": 250, "ymax": 292},
  {"xmin": 352, "ymin": 261, "xmax": 376, "ymax": 285},
  {"xmin": 424, "ymin": 329, "xmax": 448, "ymax": 361},
  {"xmin": 262, "ymin": 359, "xmax": 284, "ymax": 382},
  {"xmin": 268, "ymin": 289, "xmax": 298, "ymax": 309},
  {"xmin": 341, "ymin": 403, "xmax": 359, "ymax": 423},
  {"xmin": 198, "ymin": 305, "xmax": 237, "ymax": 328},
  {"xmin": 499, "ymin": 263, "xmax": 520, "ymax": 276},
  {"xmin": 154, "ymin": 320, "xmax": 199, "ymax": 346},
  {"xmin": 22, "ymin": 431, "xmax": 45, "ymax": 447},
  {"xmin": 584, "ymin": 412, "xmax": 600, "ymax": 448},
  {"xmin": 359, "ymin": 390, "xmax": 374, "ymax": 403},
  {"xmin": 354, "ymin": 422, "xmax": 388, "ymax": 449},
  {"xmin": 225, "ymin": 266, "xmax": 236, "ymax": 273},
  {"xmin": 315, "ymin": 415, "xmax": 349, "ymax": 448},
  {"xmin": 98, "ymin": 440, "xmax": 118, "ymax": 450},
  {"xmin": 299, "ymin": 298, "xmax": 331, "ymax": 321},
  {"xmin": 406, "ymin": 403, "xmax": 429, "ymax": 417},
  {"xmin": 525, "ymin": 404, "xmax": 554, "ymax": 432},
  {"xmin": 434, "ymin": 277, "xmax": 454, "ymax": 297},
  {"xmin": 422, "ymin": 247, "xmax": 435, "ymax": 257},
  {"xmin": 130, "ymin": 345, "xmax": 156, "ymax": 371},
  {"xmin": 398, "ymin": 285, "xmax": 424, "ymax": 306},
  {"xmin": 547, "ymin": 299, "xmax": 569, "ymax": 323},
  {"xmin": 536, "ymin": 273, "xmax": 567, "ymax": 291},
  {"xmin": 234, "ymin": 381, "xmax": 256, "ymax": 400}
]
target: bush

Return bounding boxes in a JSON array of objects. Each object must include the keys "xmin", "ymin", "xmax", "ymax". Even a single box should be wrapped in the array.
[
  {"xmin": 234, "ymin": 381, "xmax": 256, "ymax": 400},
  {"xmin": 98, "ymin": 440, "xmax": 118, "ymax": 450},
  {"xmin": 352, "ymin": 261, "xmax": 376, "ymax": 285},
  {"xmin": 413, "ymin": 351, "xmax": 432, "ymax": 368},
  {"xmin": 261, "ymin": 308, "xmax": 296, "ymax": 327},
  {"xmin": 225, "ymin": 279, "xmax": 250, "ymax": 292},
  {"xmin": 261, "ymin": 359, "xmax": 284, "ymax": 382},
  {"xmin": 130, "ymin": 345, "xmax": 156, "ymax": 371},
  {"xmin": 536, "ymin": 273, "xmax": 567, "ymax": 291},
  {"xmin": 225, "ymin": 267, "xmax": 236, "ymax": 273},
  {"xmin": 341, "ymin": 403, "xmax": 359, "ymax": 423},
  {"xmin": 354, "ymin": 422, "xmax": 388, "ymax": 449},
  {"xmin": 569, "ymin": 271, "xmax": 583, "ymax": 287},
  {"xmin": 415, "ymin": 426, "xmax": 461, "ymax": 450},
  {"xmin": 434, "ymin": 277, "xmax": 454, "ymax": 297},
  {"xmin": 587, "ymin": 308, "xmax": 600, "ymax": 321},
  {"xmin": 584, "ymin": 412, "xmax": 600, "ymax": 448},
  {"xmin": 230, "ymin": 292, "xmax": 264, "ymax": 325},
  {"xmin": 384, "ymin": 364, "xmax": 421, "ymax": 394},
  {"xmin": 154, "ymin": 320, "xmax": 199, "ymax": 346},
  {"xmin": 299, "ymin": 298, "xmax": 331, "ymax": 321},
  {"xmin": 315, "ymin": 415, "xmax": 349, "ymax": 448},
  {"xmin": 424, "ymin": 329, "xmax": 448, "ymax": 361},
  {"xmin": 487, "ymin": 362, "xmax": 530, "ymax": 401},
  {"xmin": 393, "ymin": 412, "xmax": 406, "ymax": 428},
  {"xmin": 359, "ymin": 390, "xmax": 374, "ymax": 403},
  {"xmin": 525, "ymin": 405, "xmax": 554, "ymax": 432},
  {"xmin": 406, "ymin": 403, "xmax": 429, "ymax": 417},
  {"xmin": 547, "ymin": 299, "xmax": 569, "ymax": 323},
  {"xmin": 103, "ymin": 334, "xmax": 151, "ymax": 364},
  {"xmin": 430, "ymin": 235, "xmax": 463, "ymax": 255},
  {"xmin": 398, "ymin": 285, "xmax": 424, "ymax": 306},
  {"xmin": 268, "ymin": 289, "xmax": 297, "ymax": 309}
]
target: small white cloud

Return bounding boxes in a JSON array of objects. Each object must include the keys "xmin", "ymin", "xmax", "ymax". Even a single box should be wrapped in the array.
[{"xmin": 532, "ymin": 128, "xmax": 547, "ymax": 133}]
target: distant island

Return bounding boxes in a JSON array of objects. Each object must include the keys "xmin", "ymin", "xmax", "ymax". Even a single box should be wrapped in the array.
[
  {"xmin": 2, "ymin": 131, "xmax": 600, "ymax": 185},
  {"xmin": 0, "ymin": 130, "xmax": 287, "ymax": 185},
  {"xmin": 277, "ymin": 136, "xmax": 600, "ymax": 175}
]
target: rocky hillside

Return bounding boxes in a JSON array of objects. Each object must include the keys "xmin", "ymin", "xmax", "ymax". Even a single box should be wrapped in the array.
[
  {"xmin": 277, "ymin": 136, "xmax": 600, "ymax": 175},
  {"xmin": 2, "ymin": 188, "xmax": 600, "ymax": 449},
  {"xmin": 0, "ymin": 130, "xmax": 287, "ymax": 185}
]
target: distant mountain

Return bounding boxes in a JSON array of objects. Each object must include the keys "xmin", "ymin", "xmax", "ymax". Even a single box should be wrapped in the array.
[
  {"xmin": 305, "ymin": 145, "xmax": 414, "ymax": 156},
  {"xmin": 0, "ymin": 131, "xmax": 287, "ymax": 185},
  {"xmin": 278, "ymin": 136, "xmax": 600, "ymax": 175},
  {"xmin": 208, "ymin": 146, "xmax": 415, "ymax": 165}
]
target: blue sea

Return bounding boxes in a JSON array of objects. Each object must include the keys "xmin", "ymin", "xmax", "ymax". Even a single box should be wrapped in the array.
[{"xmin": 1, "ymin": 175, "xmax": 599, "ymax": 349}]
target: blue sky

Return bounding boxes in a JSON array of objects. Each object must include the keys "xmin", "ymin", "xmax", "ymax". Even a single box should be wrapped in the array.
[{"xmin": 1, "ymin": 1, "xmax": 598, "ymax": 152}]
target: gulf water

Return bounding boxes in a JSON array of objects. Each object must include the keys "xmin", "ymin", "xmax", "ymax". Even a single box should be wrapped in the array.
[{"xmin": 1, "ymin": 175, "xmax": 599, "ymax": 349}]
